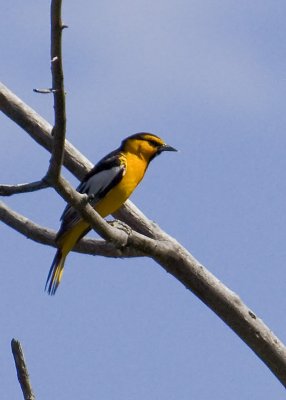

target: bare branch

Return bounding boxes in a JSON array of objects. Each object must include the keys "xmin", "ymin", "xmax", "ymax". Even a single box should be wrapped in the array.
[
  {"xmin": 49, "ymin": 176, "xmax": 286, "ymax": 388},
  {"xmin": 0, "ymin": 82, "xmax": 92, "ymax": 180},
  {"xmin": 0, "ymin": 180, "xmax": 48, "ymax": 196},
  {"xmin": 1, "ymin": 83, "xmax": 286, "ymax": 387},
  {"xmin": 11, "ymin": 339, "xmax": 35, "ymax": 400},
  {"xmin": 0, "ymin": 200, "xmax": 57, "ymax": 245},
  {"xmin": 0, "ymin": 201, "xmax": 142, "ymax": 258},
  {"xmin": 42, "ymin": 175, "xmax": 286, "ymax": 387},
  {"xmin": 47, "ymin": 0, "xmax": 66, "ymax": 181},
  {"xmin": 114, "ymin": 201, "xmax": 168, "ymax": 239},
  {"xmin": 146, "ymin": 241, "xmax": 286, "ymax": 388},
  {"xmin": 0, "ymin": 83, "xmax": 157, "ymax": 238}
]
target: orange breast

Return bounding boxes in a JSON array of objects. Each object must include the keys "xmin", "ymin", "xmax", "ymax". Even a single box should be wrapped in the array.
[{"xmin": 95, "ymin": 152, "xmax": 148, "ymax": 217}]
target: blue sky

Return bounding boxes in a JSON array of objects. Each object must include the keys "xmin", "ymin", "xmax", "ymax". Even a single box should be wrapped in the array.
[{"xmin": 1, "ymin": 1, "xmax": 286, "ymax": 398}]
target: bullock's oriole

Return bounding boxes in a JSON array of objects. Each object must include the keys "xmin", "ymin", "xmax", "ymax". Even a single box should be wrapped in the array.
[{"xmin": 45, "ymin": 132, "xmax": 177, "ymax": 295}]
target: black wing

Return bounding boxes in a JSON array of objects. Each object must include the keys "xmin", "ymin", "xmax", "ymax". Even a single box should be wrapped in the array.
[{"xmin": 56, "ymin": 150, "xmax": 126, "ymax": 240}]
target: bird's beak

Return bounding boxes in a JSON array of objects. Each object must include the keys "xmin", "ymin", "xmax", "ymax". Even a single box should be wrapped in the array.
[{"xmin": 160, "ymin": 143, "xmax": 178, "ymax": 152}]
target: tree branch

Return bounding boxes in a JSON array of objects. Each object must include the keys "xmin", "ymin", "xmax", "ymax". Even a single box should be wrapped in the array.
[
  {"xmin": 0, "ymin": 82, "xmax": 161, "ymax": 240},
  {"xmin": 49, "ymin": 174, "xmax": 159, "ymax": 256},
  {"xmin": 148, "ymin": 241, "xmax": 286, "ymax": 387},
  {"xmin": 0, "ymin": 201, "xmax": 142, "ymax": 258},
  {"xmin": 11, "ymin": 339, "xmax": 35, "ymax": 400},
  {"xmin": 47, "ymin": 0, "xmax": 66, "ymax": 181},
  {"xmin": 0, "ymin": 82, "xmax": 92, "ymax": 180},
  {"xmin": 0, "ymin": 180, "xmax": 48, "ymax": 196},
  {"xmin": 1, "ymin": 86, "xmax": 286, "ymax": 386}
]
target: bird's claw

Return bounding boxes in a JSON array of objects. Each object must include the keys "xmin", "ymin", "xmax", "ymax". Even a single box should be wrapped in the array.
[
  {"xmin": 87, "ymin": 193, "xmax": 95, "ymax": 202},
  {"xmin": 107, "ymin": 220, "xmax": 132, "ymax": 248}
]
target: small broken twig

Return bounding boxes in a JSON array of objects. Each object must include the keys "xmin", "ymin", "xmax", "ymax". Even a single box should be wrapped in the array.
[{"xmin": 11, "ymin": 339, "xmax": 35, "ymax": 400}]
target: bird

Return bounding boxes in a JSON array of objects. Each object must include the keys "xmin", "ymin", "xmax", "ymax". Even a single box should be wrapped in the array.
[{"xmin": 45, "ymin": 132, "xmax": 177, "ymax": 295}]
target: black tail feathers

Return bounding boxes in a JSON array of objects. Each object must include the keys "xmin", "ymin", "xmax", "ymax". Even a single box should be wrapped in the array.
[{"xmin": 45, "ymin": 249, "xmax": 64, "ymax": 295}]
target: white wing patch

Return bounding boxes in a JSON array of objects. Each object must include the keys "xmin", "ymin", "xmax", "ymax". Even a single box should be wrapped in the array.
[
  {"xmin": 81, "ymin": 165, "xmax": 124, "ymax": 197},
  {"xmin": 57, "ymin": 161, "xmax": 126, "ymax": 235}
]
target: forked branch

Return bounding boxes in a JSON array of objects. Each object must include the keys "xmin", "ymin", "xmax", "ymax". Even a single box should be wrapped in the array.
[
  {"xmin": 1, "ymin": 0, "xmax": 286, "ymax": 390},
  {"xmin": 0, "ymin": 201, "xmax": 142, "ymax": 258},
  {"xmin": 1, "ymin": 82, "xmax": 286, "ymax": 388}
]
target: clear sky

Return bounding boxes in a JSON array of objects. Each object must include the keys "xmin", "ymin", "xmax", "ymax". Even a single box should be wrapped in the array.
[{"xmin": 1, "ymin": 1, "xmax": 286, "ymax": 398}]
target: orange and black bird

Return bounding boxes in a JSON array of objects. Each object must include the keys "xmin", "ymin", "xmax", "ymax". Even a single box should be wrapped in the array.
[{"xmin": 45, "ymin": 133, "xmax": 177, "ymax": 295}]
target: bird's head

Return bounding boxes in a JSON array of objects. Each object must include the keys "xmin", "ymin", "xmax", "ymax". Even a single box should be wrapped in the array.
[{"xmin": 121, "ymin": 132, "xmax": 177, "ymax": 162}]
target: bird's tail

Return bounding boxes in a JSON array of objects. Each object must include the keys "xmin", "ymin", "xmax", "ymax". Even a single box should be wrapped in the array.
[
  {"xmin": 45, "ymin": 248, "xmax": 67, "ymax": 295},
  {"xmin": 45, "ymin": 220, "xmax": 91, "ymax": 295}
]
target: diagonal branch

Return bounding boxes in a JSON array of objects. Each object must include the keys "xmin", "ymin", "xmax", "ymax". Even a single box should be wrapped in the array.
[
  {"xmin": 0, "ymin": 82, "xmax": 160, "ymax": 240},
  {"xmin": 1, "ymin": 85, "xmax": 286, "ymax": 387},
  {"xmin": 7, "ymin": 0, "xmax": 286, "ymax": 393},
  {"xmin": 0, "ymin": 82, "xmax": 92, "ymax": 180},
  {"xmin": 0, "ymin": 201, "xmax": 142, "ymax": 258},
  {"xmin": 45, "ymin": 166, "xmax": 286, "ymax": 389}
]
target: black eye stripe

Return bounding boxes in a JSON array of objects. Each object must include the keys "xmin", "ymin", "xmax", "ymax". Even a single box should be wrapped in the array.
[
  {"xmin": 138, "ymin": 137, "xmax": 162, "ymax": 147},
  {"xmin": 148, "ymin": 139, "xmax": 161, "ymax": 147}
]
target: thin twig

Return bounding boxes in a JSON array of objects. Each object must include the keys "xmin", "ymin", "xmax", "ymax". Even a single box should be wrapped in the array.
[
  {"xmin": 11, "ymin": 339, "xmax": 35, "ymax": 400},
  {"xmin": 0, "ymin": 180, "xmax": 49, "ymax": 196},
  {"xmin": 46, "ymin": 0, "xmax": 66, "ymax": 181},
  {"xmin": 0, "ymin": 82, "xmax": 92, "ymax": 179},
  {"xmin": 33, "ymin": 88, "xmax": 55, "ymax": 94}
]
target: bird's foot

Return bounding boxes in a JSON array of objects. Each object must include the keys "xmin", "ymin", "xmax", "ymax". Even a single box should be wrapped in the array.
[
  {"xmin": 107, "ymin": 219, "xmax": 132, "ymax": 248},
  {"xmin": 87, "ymin": 193, "xmax": 96, "ymax": 202}
]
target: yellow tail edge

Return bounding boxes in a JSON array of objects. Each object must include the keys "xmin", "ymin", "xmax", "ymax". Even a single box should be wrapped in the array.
[
  {"xmin": 45, "ymin": 249, "xmax": 66, "ymax": 295},
  {"xmin": 45, "ymin": 220, "xmax": 90, "ymax": 295}
]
